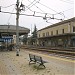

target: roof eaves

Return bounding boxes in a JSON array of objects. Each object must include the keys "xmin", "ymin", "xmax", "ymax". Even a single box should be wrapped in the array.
[{"xmin": 38, "ymin": 17, "xmax": 75, "ymax": 32}]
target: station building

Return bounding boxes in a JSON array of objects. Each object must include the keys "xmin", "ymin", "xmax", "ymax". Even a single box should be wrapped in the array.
[
  {"xmin": 0, "ymin": 25, "xmax": 30, "ymax": 48},
  {"xmin": 37, "ymin": 17, "xmax": 75, "ymax": 48}
]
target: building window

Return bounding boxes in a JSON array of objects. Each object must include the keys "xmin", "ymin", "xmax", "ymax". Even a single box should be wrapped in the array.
[
  {"xmin": 46, "ymin": 32, "xmax": 47, "ymax": 36},
  {"xmin": 73, "ymin": 26, "xmax": 75, "ymax": 32},
  {"xmin": 56, "ymin": 30, "xmax": 58, "ymax": 35},
  {"xmin": 51, "ymin": 31, "xmax": 53, "ymax": 35},
  {"xmin": 39, "ymin": 34, "xmax": 40, "ymax": 37},
  {"xmin": 46, "ymin": 32, "xmax": 49, "ymax": 36},
  {"xmin": 43, "ymin": 33, "xmax": 45, "ymax": 37},
  {"xmin": 48, "ymin": 32, "xmax": 49, "ymax": 36},
  {"xmin": 62, "ymin": 29, "xmax": 64, "ymax": 34}
]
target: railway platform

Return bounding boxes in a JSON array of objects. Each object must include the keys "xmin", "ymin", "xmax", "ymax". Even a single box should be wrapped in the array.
[{"xmin": 0, "ymin": 49, "xmax": 75, "ymax": 75}]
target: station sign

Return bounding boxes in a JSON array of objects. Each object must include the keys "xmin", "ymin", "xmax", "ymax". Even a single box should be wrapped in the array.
[{"xmin": 2, "ymin": 36, "xmax": 13, "ymax": 40}]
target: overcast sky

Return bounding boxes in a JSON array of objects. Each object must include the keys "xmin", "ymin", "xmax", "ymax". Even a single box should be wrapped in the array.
[{"xmin": 0, "ymin": 0, "xmax": 74, "ymax": 32}]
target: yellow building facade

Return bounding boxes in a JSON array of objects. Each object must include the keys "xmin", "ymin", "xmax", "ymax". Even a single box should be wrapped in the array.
[{"xmin": 37, "ymin": 17, "xmax": 75, "ymax": 48}]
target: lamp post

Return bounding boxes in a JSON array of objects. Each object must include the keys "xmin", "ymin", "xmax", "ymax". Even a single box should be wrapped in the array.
[{"xmin": 16, "ymin": 0, "xmax": 25, "ymax": 56}]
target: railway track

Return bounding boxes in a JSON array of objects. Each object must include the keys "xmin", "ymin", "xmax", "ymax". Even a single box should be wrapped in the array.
[{"xmin": 21, "ymin": 45, "xmax": 75, "ymax": 60}]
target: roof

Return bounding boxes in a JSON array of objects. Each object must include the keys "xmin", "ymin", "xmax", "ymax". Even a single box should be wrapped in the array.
[
  {"xmin": 38, "ymin": 33, "xmax": 75, "ymax": 39},
  {"xmin": 0, "ymin": 25, "xmax": 30, "ymax": 35},
  {"xmin": 38, "ymin": 17, "xmax": 75, "ymax": 32}
]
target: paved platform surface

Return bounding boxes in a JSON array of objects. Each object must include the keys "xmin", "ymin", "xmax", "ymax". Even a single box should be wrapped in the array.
[{"xmin": 0, "ymin": 49, "xmax": 75, "ymax": 75}]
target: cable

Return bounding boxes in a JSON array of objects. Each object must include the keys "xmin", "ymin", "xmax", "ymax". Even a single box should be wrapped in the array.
[
  {"xmin": 7, "ymin": 7, "xmax": 15, "ymax": 24},
  {"xmin": 0, "ymin": 3, "xmax": 64, "ymax": 21},
  {"xmin": 25, "ymin": 4, "xmax": 63, "ymax": 17},
  {"xmin": 38, "ymin": 2, "xmax": 65, "ymax": 19},
  {"xmin": 24, "ymin": 1, "xmax": 56, "ymax": 15},
  {"xmin": 28, "ymin": 0, "xmax": 44, "ymax": 13},
  {"xmin": 38, "ymin": 2, "xmax": 58, "ymax": 13},
  {"xmin": 0, "ymin": 10, "xmax": 50, "ymax": 18},
  {"xmin": 25, "ymin": 0, "xmax": 40, "ymax": 11},
  {"xmin": 21, "ymin": 0, "xmax": 45, "ymax": 15},
  {"xmin": 1, "ymin": 4, "xmax": 15, "ymax": 8},
  {"xmin": 27, "ymin": 0, "xmax": 36, "ymax": 7},
  {"xmin": 25, "ymin": 5, "xmax": 48, "ymax": 15},
  {"xmin": 59, "ymin": 0, "xmax": 74, "ymax": 4},
  {"xmin": 20, "ymin": 0, "xmax": 65, "ymax": 20},
  {"xmin": 25, "ymin": 0, "xmax": 36, "ymax": 11},
  {"xmin": 62, "ymin": 8, "xmax": 73, "ymax": 12},
  {"xmin": 25, "ymin": 5, "xmax": 64, "ymax": 20},
  {"xmin": 1, "ymin": 10, "xmax": 63, "ymax": 21},
  {"xmin": 0, "ymin": 11, "xmax": 16, "ymax": 14},
  {"xmin": 44, "ymin": 18, "xmax": 54, "ymax": 24},
  {"xmin": 57, "ymin": 8, "xmax": 73, "ymax": 19}
]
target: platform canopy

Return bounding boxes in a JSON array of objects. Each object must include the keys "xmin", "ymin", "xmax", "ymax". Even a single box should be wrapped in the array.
[{"xmin": 0, "ymin": 25, "xmax": 30, "ymax": 36}]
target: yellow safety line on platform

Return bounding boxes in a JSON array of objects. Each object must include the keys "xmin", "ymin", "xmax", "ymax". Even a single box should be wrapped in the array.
[
  {"xmin": 43, "ymin": 54, "xmax": 75, "ymax": 63},
  {"xmin": 28, "ymin": 51, "xmax": 75, "ymax": 63}
]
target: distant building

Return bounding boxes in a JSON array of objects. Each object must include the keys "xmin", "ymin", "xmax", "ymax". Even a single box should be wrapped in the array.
[{"xmin": 37, "ymin": 17, "xmax": 75, "ymax": 48}]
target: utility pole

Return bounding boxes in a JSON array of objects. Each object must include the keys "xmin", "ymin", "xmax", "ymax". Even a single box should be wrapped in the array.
[
  {"xmin": 0, "ymin": 6, "xmax": 1, "ymax": 12},
  {"xmin": 16, "ymin": 0, "xmax": 19, "ymax": 56},
  {"xmin": 16, "ymin": 0, "xmax": 25, "ymax": 56}
]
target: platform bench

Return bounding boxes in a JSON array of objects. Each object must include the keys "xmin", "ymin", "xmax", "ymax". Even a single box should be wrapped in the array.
[{"xmin": 29, "ymin": 54, "xmax": 47, "ymax": 68}]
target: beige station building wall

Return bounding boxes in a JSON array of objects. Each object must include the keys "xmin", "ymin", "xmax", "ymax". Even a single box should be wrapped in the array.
[{"xmin": 37, "ymin": 17, "xmax": 75, "ymax": 47}]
